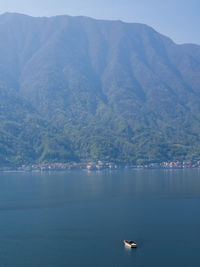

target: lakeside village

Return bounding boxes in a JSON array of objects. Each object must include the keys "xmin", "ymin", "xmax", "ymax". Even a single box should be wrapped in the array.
[{"xmin": 2, "ymin": 160, "xmax": 200, "ymax": 172}]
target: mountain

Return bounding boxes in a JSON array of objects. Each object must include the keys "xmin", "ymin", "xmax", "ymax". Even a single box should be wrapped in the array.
[{"xmin": 1, "ymin": 12, "xmax": 200, "ymax": 165}]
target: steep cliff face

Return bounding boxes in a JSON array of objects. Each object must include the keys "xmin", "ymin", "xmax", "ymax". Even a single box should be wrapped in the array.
[{"xmin": 1, "ymin": 13, "xmax": 200, "ymax": 164}]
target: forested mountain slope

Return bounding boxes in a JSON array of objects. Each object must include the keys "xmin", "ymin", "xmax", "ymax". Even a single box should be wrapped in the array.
[{"xmin": 1, "ymin": 13, "xmax": 200, "ymax": 164}]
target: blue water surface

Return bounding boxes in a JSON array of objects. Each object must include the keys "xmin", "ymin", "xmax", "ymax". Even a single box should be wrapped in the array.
[{"xmin": 0, "ymin": 169, "xmax": 200, "ymax": 267}]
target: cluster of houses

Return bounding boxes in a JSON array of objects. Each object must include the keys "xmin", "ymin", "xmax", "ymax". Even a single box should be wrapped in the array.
[
  {"xmin": 160, "ymin": 160, "xmax": 200, "ymax": 168},
  {"xmin": 16, "ymin": 161, "xmax": 118, "ymax": 172},
  {"xmin": 12, "ymin": 160, "xmax": 200, "ymax": 172}
]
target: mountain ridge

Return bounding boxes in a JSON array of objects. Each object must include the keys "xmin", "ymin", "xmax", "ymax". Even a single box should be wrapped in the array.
[{"xmin": 0, "ymin": 13, "xmax": 200, "ymax": 165}]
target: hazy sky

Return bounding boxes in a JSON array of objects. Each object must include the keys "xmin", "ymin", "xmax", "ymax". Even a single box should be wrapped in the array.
[{"xmin": 0, "ymin": 0, "xmax": 199, "ymax": 45}]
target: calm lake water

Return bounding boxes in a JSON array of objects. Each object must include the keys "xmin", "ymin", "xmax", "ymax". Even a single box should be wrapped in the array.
[{"xmin": 0, "ymin": 169, "xmax": 200, "ymax": 267}]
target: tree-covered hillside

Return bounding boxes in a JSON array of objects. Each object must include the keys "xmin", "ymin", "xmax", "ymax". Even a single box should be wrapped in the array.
[{"xmin": 1, "ymin": 13, "xmax": 200, "ymax": 165}]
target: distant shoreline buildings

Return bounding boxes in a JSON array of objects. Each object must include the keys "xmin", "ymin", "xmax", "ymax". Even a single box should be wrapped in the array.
[{"xmin": 1, "ymin": 160, "xmax": 200, "ymax": 172}]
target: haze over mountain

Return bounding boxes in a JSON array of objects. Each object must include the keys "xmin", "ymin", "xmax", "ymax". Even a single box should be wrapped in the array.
[{"xmin": 1, "ymin": 12, "xmax": 200, "ymax": 165}]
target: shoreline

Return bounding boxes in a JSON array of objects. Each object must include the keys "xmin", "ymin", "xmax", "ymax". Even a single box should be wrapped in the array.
[
  {"xmin": 0, "ymin": 168, "xmax": 199, "ymax": 173},
  {"xmin": 1, "ymin": 160, "xmax": 200, "ymax": 173}
]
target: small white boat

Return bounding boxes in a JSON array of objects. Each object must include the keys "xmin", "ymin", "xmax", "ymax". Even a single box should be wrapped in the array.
[{"xmin": 124, "ymin": 240, "xmax": 137, "ymax": 248}]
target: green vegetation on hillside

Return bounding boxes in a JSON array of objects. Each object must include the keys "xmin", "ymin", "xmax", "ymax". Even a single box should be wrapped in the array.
[{"xmin": 0, "ymin": 13, "xmax": 200, "ymax": 165}]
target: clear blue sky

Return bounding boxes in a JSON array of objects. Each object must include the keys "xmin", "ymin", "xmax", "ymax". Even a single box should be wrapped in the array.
[{"xmin": 0, "ymin": 0, "xmax": 199, "ymax": 45}]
